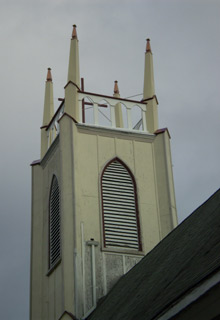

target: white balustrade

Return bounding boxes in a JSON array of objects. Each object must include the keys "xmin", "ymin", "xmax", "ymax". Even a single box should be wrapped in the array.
[
  {"xmin": 46, "ymin": 92, "xmax": 148, "ymax": 150},
  {"xmin": 78, "ymin": 92, "xmax": 147, "ymax": 132}
]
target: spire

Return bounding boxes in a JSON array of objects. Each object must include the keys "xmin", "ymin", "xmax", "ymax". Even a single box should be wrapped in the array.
[
  {"xmin": 43, "ymin": 68, "xmax": 54, "ymax": 126},
  {"xmin": 146, "ymin": 38, "xmax": 152, "ymax": 53},
  {"xmin": 65, "ymin": 25, "xmax": 80, "ymax": 120},
  {"xmin": 46, "ymin": 67, "xmax": 52, "ymax": 81},
  {"xmin": 143, "ymin": 39, "xmax": 158, "ymax": 133},
  {"xmin": 114, "ymin": 80, "xmax": 119, "ymax": 94},
  {"xmin": 143, "ymin": 38, "xmax": 155, "ymax": 99},
  {"xmin": 113, "ymin": 80, "xmax": 123, "ymax": 128},
  {"xmin": 72, "ymin": 24, "xmax": 78, "ymax": 39},
  {"xmin": 67, "ymin": 24, "xmax": 80, "ymax": 86},
  {"xmin": 41, "ymin": 68, "xmax": 55, "ymax": 158}
]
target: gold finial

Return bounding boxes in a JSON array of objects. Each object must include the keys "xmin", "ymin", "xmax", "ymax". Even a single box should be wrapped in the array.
[
  {"xmin": 146, "ymin": 38, "xmax": 152, "ymax": 53},
  {"xmin": 114, "ymin": 80, "xmax": 119, "ymax": 94},
  {"xmin": 72, "ymin": 24, "xmax": 78, "ymax": 39},
  {"xmin": 46, "ymin": 68, "xmax": 52, "ymax": 81}
]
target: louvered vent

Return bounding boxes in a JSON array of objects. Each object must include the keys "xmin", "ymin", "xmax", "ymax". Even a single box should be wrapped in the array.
[
  {"xmin": 49, "ymin": 176, "xmax": 61, "ymax": 268},
  {"xmin": 102, "ymin": 160, "xmax": 140, "ymax": 250}
]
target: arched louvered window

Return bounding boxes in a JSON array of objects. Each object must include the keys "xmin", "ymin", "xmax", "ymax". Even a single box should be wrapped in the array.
[
  {"xmin": 101, "ymin": 159, "xmax": 141, "ymax": 250},
  {"xmin": 49, "ymin": 175, "xmax": 61, "ymax": 269}
]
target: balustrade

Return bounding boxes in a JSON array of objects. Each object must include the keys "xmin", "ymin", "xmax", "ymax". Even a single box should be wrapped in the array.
[{"xmin": 46, "ymin": 92, "xmax": 148, "ymax": 150}]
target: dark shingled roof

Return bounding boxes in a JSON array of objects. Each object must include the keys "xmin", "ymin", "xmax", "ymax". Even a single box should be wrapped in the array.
[{"xmin": 88, "ymin": 188, "xmax": 220, "ymax": 320}]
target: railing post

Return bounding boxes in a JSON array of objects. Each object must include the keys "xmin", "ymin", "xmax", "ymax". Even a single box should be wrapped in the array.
[
  {"xmin": 111, "ymin": 105, "xmax": 116, "ymax": 128},
  {"xmin": 142, "ymin": 109, "xmax": 147, "ymax": 132},
  {"xmin": 94, "ymin": 103, "xmax": 99, "ymax": 125},
  {"xmin": 79, "ymin": 99, "xmax": 82, "ymax": 123},
  {"xmin": 127, "ymin": 107, "xmax": 132, "ymax": 130}
]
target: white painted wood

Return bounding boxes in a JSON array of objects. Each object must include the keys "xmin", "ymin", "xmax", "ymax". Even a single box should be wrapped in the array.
[
  {"xmin": 102, "ymin": 252, "xmax": 107, "ymax": 295},
  {"xmin": 78, "ymin": 92, "xmax": 148, "ymax": 131},
  {"xmin": 93, "ymin": 103, "xmax": 99, "ymax": 125},
  {"xmin": 81, "ymin": 222, "xmax": 86, "ymax": 315},
  {"xmin": 126, "ymin": 108, "xmax": 132, "ymax": 130},
  {"xmin": 110, "ymin": 105, "xmax": 116, "ymax": 128},
  {"xmin": 79, "ymin": 100, "xmax": 82, "ymax": 123},
  {"xmin": 142, "ymin": 110, "xmax": 147, "ymax": 132},
  {"xmin": 78, "ymin": 92, "xmax": 146, "ymax": 111},
  {"xmin": 91, "ymin": 244, "xmax": 96, "ymax": 306}
]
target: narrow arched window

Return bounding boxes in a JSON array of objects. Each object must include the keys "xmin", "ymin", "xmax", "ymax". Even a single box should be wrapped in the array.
[
  {"xmin": 49, "ymin": 175, "xmax": 61, "ymax": 269},
  {"xmin": 101, "ymin": 159, "xmax": 141, "ymax": 250}
]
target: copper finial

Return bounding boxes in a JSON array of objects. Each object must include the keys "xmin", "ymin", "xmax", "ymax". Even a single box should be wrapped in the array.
[
  {"xmin": 47, "ymin": 68, "xmax": 52, "ymax": 81},
  {"xmin": 114, "ymin": 80, "xmax": 119, "ymax": 94},
  {"xmin": 72, "ymin": 24, "xmax": 78, "ymax": 39},
  {"xmin": 146, "ymin": 38, "xmax": 152, "ymax": 53}
]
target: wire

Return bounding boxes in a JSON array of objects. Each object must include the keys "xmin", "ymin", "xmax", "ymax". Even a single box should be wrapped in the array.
[
  {"xmin": 98, "ymin": 109, "xmax": 111, "ymax": 122},
  {"xmin": 125, "ymin": 93, "xmax": 143, "ymax": 99}
]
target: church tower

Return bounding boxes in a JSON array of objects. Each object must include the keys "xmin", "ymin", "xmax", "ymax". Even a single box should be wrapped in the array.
[{"xmin": 30, "ymin": 26, "xmax": 177, "ymax": 320}]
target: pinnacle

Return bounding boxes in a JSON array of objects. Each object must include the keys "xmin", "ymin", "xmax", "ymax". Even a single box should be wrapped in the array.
[
  {"xmin": 114, "ymin": 80, "xmax": 119, "ymax": 94},
  {"xmin": 72, "ymin": 24, "xmax": 78, "ymax": 39},
  {"xmin": 47, "ymin": 68, "xmax": 52, "ymax": 81},
  {"xmin": 146, "ymin": 38, "xmax": 152, "ymax": 53}
]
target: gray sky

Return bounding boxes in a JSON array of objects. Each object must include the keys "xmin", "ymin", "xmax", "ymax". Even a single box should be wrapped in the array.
[{"xmin": 0, "ymin": 0, "xmax": 220, "ymax": 319}]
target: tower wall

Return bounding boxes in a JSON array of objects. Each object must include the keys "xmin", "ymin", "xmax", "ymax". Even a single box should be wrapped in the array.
[
  {"xmin": 31, "ymin": 139, "xmax": 64, "ymax": 320},
  {"xmin": 31, "ymin": 114, "xmax": 177, "ymax": 319},
  {"xmin": 30, "ymin": 26, "xmax": 177, "ymax": 320}
]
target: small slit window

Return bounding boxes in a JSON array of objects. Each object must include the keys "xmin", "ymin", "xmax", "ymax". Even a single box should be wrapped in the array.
[
  {"xmin": 49, "ymin": 175, "xmax": 61, "ymax": 269},
  {"xmin": 101, "ymin": 159, "xmax": 141, "ymax": 250}
]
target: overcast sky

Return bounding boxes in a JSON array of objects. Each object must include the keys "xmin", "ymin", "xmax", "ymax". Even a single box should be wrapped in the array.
[{"xmin": 0, "ymin": 0, "xmax": 220, "ymax": 319}]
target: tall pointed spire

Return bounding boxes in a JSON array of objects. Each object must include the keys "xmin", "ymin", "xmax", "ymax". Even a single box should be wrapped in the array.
[
  {"xmin": 41, "ymin": 68, "xmax": 54, "ymax": 157},
  {"xmin": 143, "ymin": 39, "xmax": 155, "ymax": 99},
  {"xmin": 46, "ymin": 67, "xmax": 52, "ymax": 81},
  {"xmin": 72, "ymin": 24, "xmax": 78, "ymax": 39},
  {"xmin": 113, "ymin": 80, "xmax": 123, "ymax": 128},
  {"xmin": 43, "ymin": 68, "xmax": 54, "ymax": 126},
  {"xmin": 67, "ymin": 24, "xmax": 80, "ymax": 86},
  {"xmin": 146, "ymin": 38, "xmax": 152, "ymax": 53},
  {"xmin": 114, "ymin": 80, "xmax": 119, "ymax": 94},
  {"xmin": 143, "ymin": 39, "xmax": 158, "ymax": 133},
  {"xmin": 65, "ymin": 25, "xmax": 80, "ymax": 120}
]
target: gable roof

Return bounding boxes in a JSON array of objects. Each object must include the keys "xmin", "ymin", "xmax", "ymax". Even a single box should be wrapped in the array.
[{"xmin": 88, "ymin": 188, "xmax": 220, "ymax": 320}]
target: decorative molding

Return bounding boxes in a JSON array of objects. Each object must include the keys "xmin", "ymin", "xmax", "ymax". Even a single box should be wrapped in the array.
[
  {"xmin": 58, "ymin": 310, "xmax": 78, "ymax": 320},
  {"xmin": 58, "ymin": 112, "xmax": 78, "ymax": 124},
  {"xmin": 76, "ymin": 123, "xmax": 155, "ymax": 141},
  {"xmin": 142, "ymin": 94, "xmax": 159, "ymax": 105},
  {"xmin": 64, "ymin": 80, "xmax": 80, "ymax": 90},
  {"xmin": 30, "ymin": 159, "xmax": 41, "ymax": 166},
  {"xmin": 154, "ymin": 127, "xmax": 171, "ymax": 139}
]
